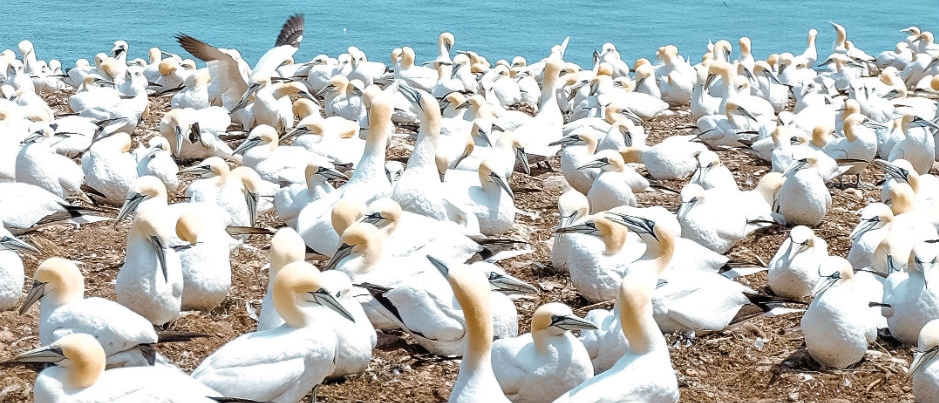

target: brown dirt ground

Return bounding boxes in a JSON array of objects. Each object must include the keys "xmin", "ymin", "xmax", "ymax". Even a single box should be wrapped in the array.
[{"xmin": 0, "ymin": 89, "xmax": 919, "ymax": 403}]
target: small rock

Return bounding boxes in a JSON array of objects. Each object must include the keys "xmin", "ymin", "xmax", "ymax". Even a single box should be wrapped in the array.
[
  {"xmin": 788, "ymin": 392, "xmax": 799, "ymax": 401},
  {"xmin": 684, "ymin": 368, "xmax": 699, "ymax": 377},
  {"xmin": 539, "ymin": 282, "xmax": 556, "ymax": 291}
]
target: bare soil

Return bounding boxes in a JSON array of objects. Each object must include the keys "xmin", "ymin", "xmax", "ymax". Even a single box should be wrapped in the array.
[{"xmin": 0, "ymin": 90, "xmax": 918, "ymax": 402}]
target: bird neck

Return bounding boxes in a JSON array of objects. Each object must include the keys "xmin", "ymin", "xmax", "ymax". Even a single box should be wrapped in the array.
[{"xmin": 461, "ymin": 296, "xmax": 494, "ymax": 369}]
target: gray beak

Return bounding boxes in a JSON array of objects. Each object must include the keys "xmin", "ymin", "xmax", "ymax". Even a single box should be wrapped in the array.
[
  {"xmin": 325, "ymin": 243, "xmax": 353, "ymax": 271},
  {"xmin": 849, "ymin": 217, "xmax": 882, "ymax": 240},
  {"xmin": 174, "ymin": 125, "xmax": 184, "ymax": 157},
  {"xmin": 4, "ymin": 344, "xmax": 66, "ymax": 364},
  {"xmin": 232, "ymin": 82, "xmax": 261, "ymax": 112},
  {"xmin": 0, "ymin": 235, "xmax": 40, "ymax": 254},
  {"xmin": 426, "ymin": 255, "xmax": 451, "ymax": 278},
  {"xmin": 677, "ymin": 197, "xmax": 698, "ymax": 222},
  {"xmin": 116, "ymin": 193, "xmax": 147, "ymax": 222},
  {"xmin": 909, "ymin": 346, "xmax": 939, "ymax": 378},
  {"xmin": 782, "ymin": 159, "xmax": 808, "ymax": 178},
  {"xmin": 19, "ymin": 280, "xmax": 48, "ymax": 315},
  {"xmin": 232, "ymin": 137, "xmax": 262, "ymax": 155},
  {"xmin": 548, "ymin": 135, "xmax": 583, "ymax": 147},
  {"xmin": 148, "ymin": 235, "xmax": 168, "ymax": 282},
  {"xmin": 577, "ymin": 157, "xmax": 609, "ymax": 170},
  {"xmin": 244, "ymin": 190, "xmax": 258, "ymax": 226},
  {"xmin": 308, "ymin": 288, "xmax": 355, "ymax": 323},
  {"xmin": 554, "ymin": 221, "xmax": 599, "ymax": 235},
  {"xmin": 489, "ymin": 172, "xmax": 515, "ymax": 199},
  {"xmin": 515, "ymin": 147, "xmax": 530, "ymax": 175},
  {"xmin": 550, "ymin": 314, "xmax": 598, "ymax": 331},
  {"xmin": 315, "ymin": 166, "xmax": 349, "ymax": 182},
  {"xmin": 487, "ymin": 270, "xmax": 538, "ymax": 295}
]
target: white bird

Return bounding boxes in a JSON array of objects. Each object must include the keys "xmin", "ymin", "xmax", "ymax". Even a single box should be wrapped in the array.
[
  {"xmin": 192, "ymin": 261, "xmax": 353, "ymax": 403},
  {"xmin": 16, "ymin": 127, "xmax": 86, "ymax": 200},
  {"xmin": 882, "ymin": 243, "xmax": 939, "ymax": 345},
  {"xmin": 442, "ymin": 257, "xmax": 511, "ymax": 403},
  {"xmin": 491, "ymin": 302, "xmax": 596, "ymax": 403},
  {"xmin": 5, "ymin": 333, "xmax": 222, "ymax": 403},
  {"xmin": 19, "ymin": 257, "xmax": 159, "ymax": 368},
  {"xmin": 554, "ymin": 257, "xmax": 679, "ymax": 403},
  {"xmin": 134, "ymin": 136, "xmax": 180, "ymax": 193},
  {"xmin": 910, "ymin": 319, "xmax": 939, "ymax": 403},
  {"xmin": 676, "ymin": 184, "xmax": 750, "ymax": 254},
  {"xmin": 158, "ymin": 107, "xmax": 234, "ymax": 160},
  {"xmin": 174, "ymin": 211, "xmax": 231, "ymax": 312},
  {"xmin": 318, "ymin": 269, "xmax": 377, "ymax": 379},
  {"xmin": 0, "ymin": 182, "xmax": 107, "ymax": 231},
  {"xmin": 620, "ymin": 135, "xmax": 706, "ymax": 181},
  {"xmin": 233, "ymin": 124, "xmax": 331, "ymax": 185},
  {"xmin": 554, "ymin": 215, "xmax": 641, "ymax": 303},
  {"xmin": 768, "ymin": 225, "xmax": 829, "ymax": 298},
  {"xmin": 510, "ymin": 58, "xmax": 564, "ymax": 161},
  {"xmin": 81, "ymin": 132, "xmax": 138, "ymax": 206},
  {"xmin": 577, "ymin": 150, "xmax": 639, "ymax": 212},
  {"xmin": 443, "ymin": 158, "xmax": 517, "ymax": 235},
  {"xmin": 0, "ymin": 230, "xmax": 38, "ymax": 310},
  {"xmin": 214, "ymin": 166, "xmax": 268, "ymax": 227},
  {"xmin": 274, "ymin": 162, "xmax": 347, "ymax": 227},
  {"xmin": 775, "ymin": 155, "xmax": 832, "ymax": 227},
  {"xmin": 551, "ymin": 131, "xmax": 600, "ymax": 195},
  {"xmin": 689, "ymin": 150, "xmax": 738, "ymax": 191},
  {"xmin": 257, "ymin": 227, "xmax": 307, "ymax": 331},
  {"xmin": 230, "ymin": 14, "xmax": 306, "ymax": 114},
  {"xmin": 115, "ymin": 209, "xmax": 184, "ymax": 326},
  {"xmin": 551, "ymin": 189, "xmax": 589, "ymax": 273},
  {"xmin": 802, "ymin": 256, "xmax": 878, "ymax": 368},
  {"xmin": 297, "ymin": 91, "xmax": 394, "ymax": 256}
]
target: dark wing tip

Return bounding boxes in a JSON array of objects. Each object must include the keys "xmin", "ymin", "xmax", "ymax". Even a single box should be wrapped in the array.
[
  {"xmin": 176, "ymin": 34, "xmax": 220, "ymax": 62},
  {"xmin": 276, "ymin": 13, "xmax": 305, "ymax": 48}
]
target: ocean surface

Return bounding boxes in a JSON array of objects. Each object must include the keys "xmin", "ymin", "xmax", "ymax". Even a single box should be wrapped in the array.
[{"xmin": 3, "ymin": 0, "xmax": 937, "ymax": 69}]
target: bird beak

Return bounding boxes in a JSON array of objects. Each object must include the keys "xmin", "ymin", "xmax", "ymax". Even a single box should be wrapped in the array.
[
  {"xmin": 181, "ymin": 164, "xmax": 212, "ymax": 177},
  {"xmin": 426, "ymin": 255, "xmax": 450, "ymax": 278},
  {"xmin": 577, "ymin": 157, "xmax": 609, "ymax": 170},
  {"xmin": 148, "ymin": 235, "xmax": 169, "ymax": 282},
  {"xmin": 515, "ymin": 147, "xmax": 531, "ymax": 175},
  {"xmin": 489, "ymin": 172, "xmax": 515, "ymax": 199},
  {"xmin": 606, "ymin": 213, "xmax": 658, "ymax": 240},
  {"xmin": 244, "ymin": 190, "xmax": 258, "ymax": 226},
  {"xmin": 358, "ymin": 212, "xmax": 383, "ymax": 226},
  {"xmin": 849, "ymin": 217, "xmax": 882, "ymax": 241},
  {"xmin": 315, "ymin": 166, "xmax": 349, "ymax": 182},
  {"xmin": 912, "ymin": 116, "xmax": 939, "ymax": 131},
  {"xmin": 677, "ymin": 197, "xmax": 698, "ymax": 222},
  {"xmin": 19, "ymin": 280, "xmax": 48, "ymax": 315},
  {"xmin": 116, "ymin": 192, "xmax": 147, "ymax": 222},
  {"xmin": 548, "ymin": 135, "xmax": 583, "ymax": 147},
  {"xmin": 554, "ymin": 222, "xmax": 598, "ymax": 235},
  {"xmin": 782, "ymin": 159, "xmax": 808, "ymax": 177},
  {"xmin": 811, "ymin": 269, "xmax": 840, "ymax": 297},
  {"xmin": 308, "ymin": 288, "xmax": 355, "ymax": 323},
  {"xmin": 486, "ymin": 271, "xmax": 538, "ymax": 295},
  {"xmin": 4, "ymin": 344, "xmax": 66, "ymax": 364},
  {"xmin": 0, "ymin": 235, "xmax": 40, "ymax": 254},
  {"xmin": 232, "ymin": 137, "xmax": 262, "ymax": 155},
  {"xmin": 325, "ymin": 243, "xmax": 354, "ymax": 271},
  {"xmin": 550, "ymin": 314, "xmax": 598, "ymax": 331},
  {"xmin": 173, "ymin": 124, "xmax": 185, "ymax": 157},
  {"xmin": 909, "ymin": 346, "xmax": 939, "ymax": 378},
  {"xmin": 232, "ymin": 82, "xmax": 261, "ymax": 112}
]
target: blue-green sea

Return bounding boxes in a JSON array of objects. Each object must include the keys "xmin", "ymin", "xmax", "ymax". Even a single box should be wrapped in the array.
[{"xmin": 3, "ymin": 0, "xmax": 937, "ymax": 68}]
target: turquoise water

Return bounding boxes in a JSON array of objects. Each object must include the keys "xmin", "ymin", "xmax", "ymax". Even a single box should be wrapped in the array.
[{"xmin": 3, "ymin": 0, "xmax": 937, "ymax": 68}]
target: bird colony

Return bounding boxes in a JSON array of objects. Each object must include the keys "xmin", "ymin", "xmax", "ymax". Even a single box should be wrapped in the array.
[{"xmin": 1, "ymin": 13, "xmax": 939, "ymax": 403}]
